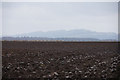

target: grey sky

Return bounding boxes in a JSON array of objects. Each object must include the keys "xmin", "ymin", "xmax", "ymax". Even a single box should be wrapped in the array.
[
  {"xmin": 2, "ymin": 2, "xmax": 118, "ymax": 36},
  {"xmin": 0, "ymin": 2, "xmax": 2, "ymax": 37}
]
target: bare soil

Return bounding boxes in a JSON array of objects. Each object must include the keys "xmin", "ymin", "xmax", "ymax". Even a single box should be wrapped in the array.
[{"xmin": 2, "ymin": 41, "xmax": 120, "ymax": 79}]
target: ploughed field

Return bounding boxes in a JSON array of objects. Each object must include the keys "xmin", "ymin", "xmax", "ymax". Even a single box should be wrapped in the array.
[{"xmin": 2, "ymin": 41, "xmax": 120, "ymax": 78}]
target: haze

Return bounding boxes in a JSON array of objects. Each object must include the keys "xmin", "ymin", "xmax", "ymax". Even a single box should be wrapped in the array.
[{"xmin": 2, "ymin": 2, "xmax": 118, "ymax": 36}]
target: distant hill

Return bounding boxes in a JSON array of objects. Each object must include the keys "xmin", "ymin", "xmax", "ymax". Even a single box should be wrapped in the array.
[{"xmin": 13, "ymin": 29, "xmax": 117, "ymax": 40}]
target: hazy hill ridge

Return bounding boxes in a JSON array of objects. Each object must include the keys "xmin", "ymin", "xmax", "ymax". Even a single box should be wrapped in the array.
[{"xmin": 13, "ymin": 29, "xmax": 117, "ymax": 40}]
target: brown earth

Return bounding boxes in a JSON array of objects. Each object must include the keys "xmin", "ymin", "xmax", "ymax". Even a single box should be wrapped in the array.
[{"xmin": 2, "ymin": 41, "xmax": 120, "ymax": 79}]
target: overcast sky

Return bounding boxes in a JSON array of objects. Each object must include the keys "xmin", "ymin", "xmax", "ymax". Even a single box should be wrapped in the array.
[{"xmin": 2, "ymin": 2, "xmax": 118, "ymax": 36}]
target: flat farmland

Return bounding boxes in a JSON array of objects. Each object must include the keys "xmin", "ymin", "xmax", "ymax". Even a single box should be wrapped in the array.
[{"xmin": 2, "ymin": 41, "xmax": 120, "ymax": 79}]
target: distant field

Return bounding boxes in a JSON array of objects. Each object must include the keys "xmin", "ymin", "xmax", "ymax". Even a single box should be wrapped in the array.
[{"xmin": 2, "ymin": 41, "xmax": 120, "ymax": 79}]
